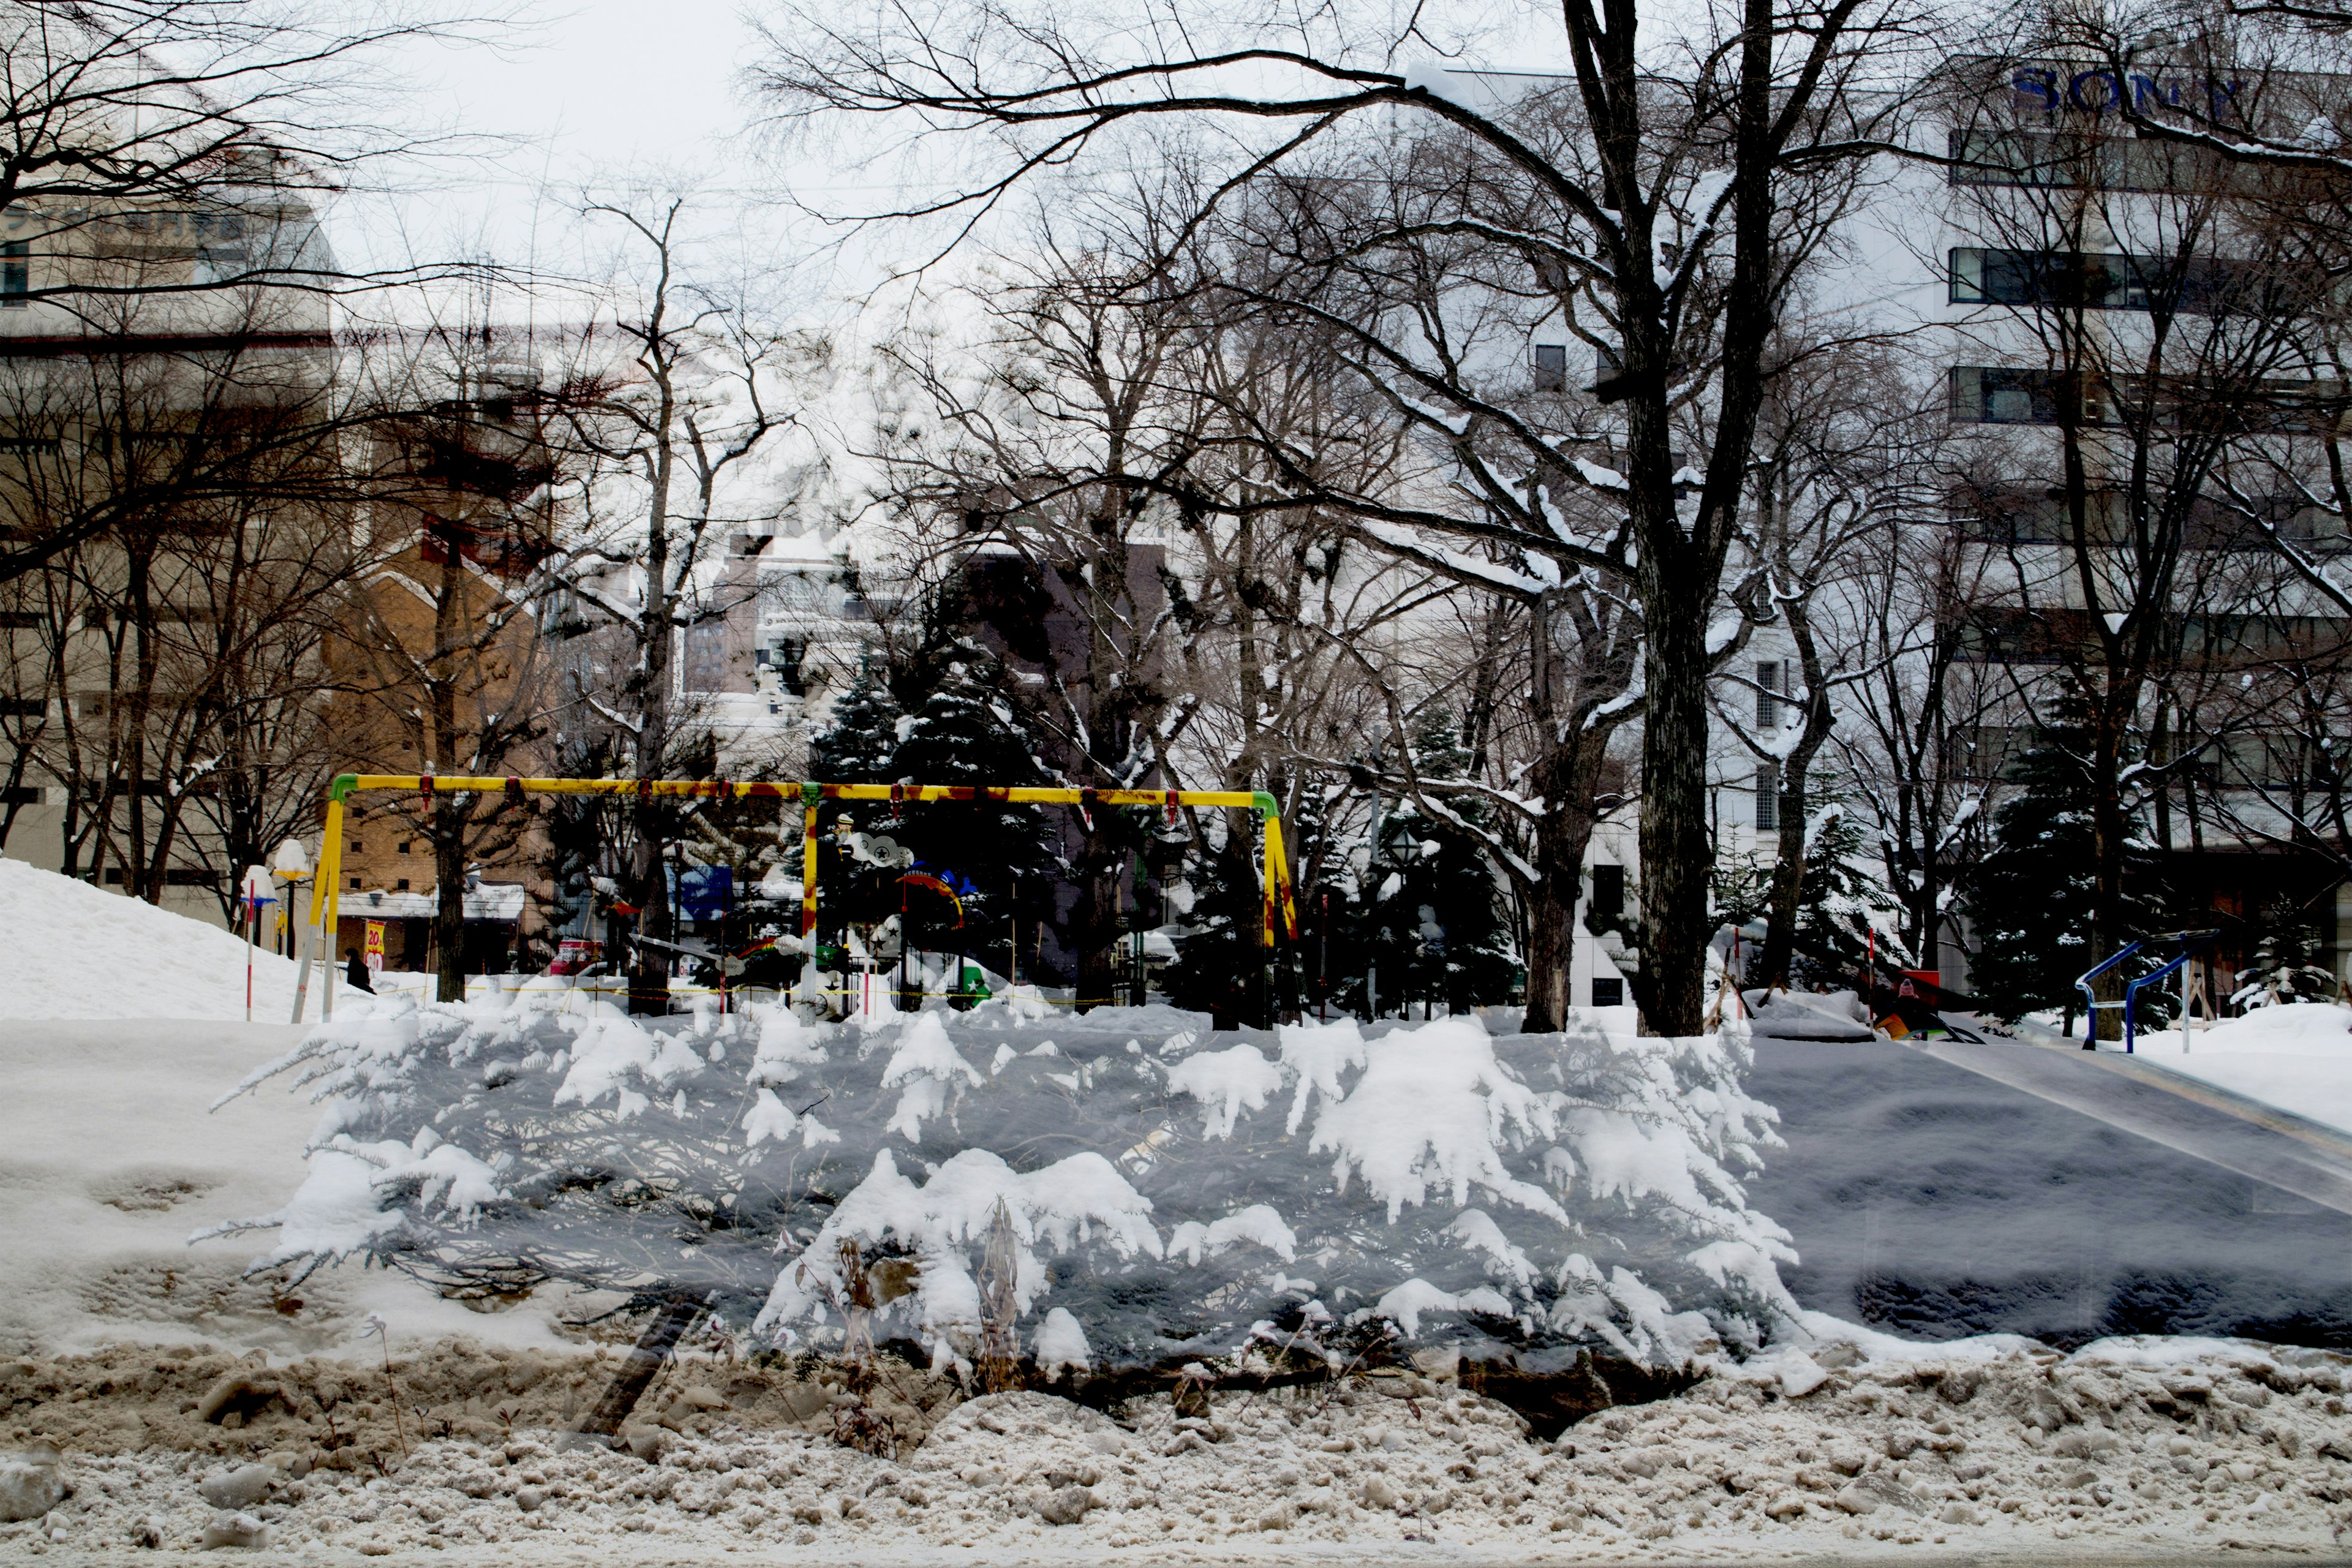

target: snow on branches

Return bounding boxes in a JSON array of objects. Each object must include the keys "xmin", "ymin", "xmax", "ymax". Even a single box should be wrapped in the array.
[{"xmin": 208, "ymin": 997, "xmax": 1796, "ymax": 1374}]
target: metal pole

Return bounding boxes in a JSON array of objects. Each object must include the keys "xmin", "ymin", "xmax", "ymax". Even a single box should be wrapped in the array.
[
  {"xmin": 287, "ymin": 876, "xmax": 315, "ymax": 1025},
  {"xmin": 799, "ymin": 788, "xmax": 820, "ymax": 1010},
  {"xmin": 1259, "ymin": 810, "xmax": 1275, "ymax": 1028}
]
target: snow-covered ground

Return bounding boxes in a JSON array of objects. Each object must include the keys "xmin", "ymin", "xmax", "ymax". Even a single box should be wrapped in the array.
[
  {"xmin": 0, "ymin": 1017, "xmax": 614, "ymax": 1363},
  {"xmin": 2128, "ymin": 1003, "xmax": 2352, "ymax": 1141},
  {"xmin": 6, "ymin": 1332, "xmax": 2350, "ymax": 1559},
  {"xmin": 2, "ymin": 867, "xmax": 2348, "ymax": 1561},
  {"xmin": 0, "ymin": 859, "xmax": 306, "ymax": 1022}
]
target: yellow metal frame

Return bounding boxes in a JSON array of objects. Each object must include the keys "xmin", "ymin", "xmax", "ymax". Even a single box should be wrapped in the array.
[{"xmin": 307, "ymin": 774, "xmax": 1298, "ymax": 1006}]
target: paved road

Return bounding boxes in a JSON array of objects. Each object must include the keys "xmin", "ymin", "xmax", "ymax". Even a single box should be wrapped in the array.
[{"xmin": 1743, "ymin": 1036, "xmax": 2352, "ymax": 1350}]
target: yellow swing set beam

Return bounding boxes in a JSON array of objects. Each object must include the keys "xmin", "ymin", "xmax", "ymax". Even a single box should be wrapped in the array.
[{"xmin": 306, "ymin": 774, "xmax": 1298, "ymax": 1014}]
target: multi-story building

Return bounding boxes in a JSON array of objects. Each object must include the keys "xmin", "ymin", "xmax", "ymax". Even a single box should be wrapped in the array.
[
  {"xmin": 677, "ymin": 527, "xmax": 887, "ymax": 773},
  {"xmin": 1920, "ymin": 56, "xmax": 2352, "ymax": 995},
  {"xmin": 0, "ymin": 163, "xmax": 344, "ymax": 935}
]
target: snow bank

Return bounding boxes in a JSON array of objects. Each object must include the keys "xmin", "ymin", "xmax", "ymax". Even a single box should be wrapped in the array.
[
  {"xmin": 0, "ymin": 858, "xmax": 304, "ymax": 1022},
  {"xmin": 2132, "ymin": 1002, "xmax": 2352, "ymax": 1139},
  {"xmin": 1741, "ymin": 989, "xmax": 1876, "ymax": 1043},
  {"xmin": 219, "ymin": 998, "xmax": 1797, "ymax": 1378},
  {"xmin": 2136, "ymin": 1000, "xmax": 2352, "ymax": 1058},
  {"xmin": 12, "ymin": 1329, "xmax": 2351, "ymax": 1558}
]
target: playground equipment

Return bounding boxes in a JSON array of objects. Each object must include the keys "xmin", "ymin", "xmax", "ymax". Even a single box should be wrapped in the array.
[
  {"xmin": 297, "ymin": 774, "xmax": 1299, "ymax": 1022},
  {"xmin": 2074, "ymin": 930, "xmax": 2221, "ymax": 1054}
]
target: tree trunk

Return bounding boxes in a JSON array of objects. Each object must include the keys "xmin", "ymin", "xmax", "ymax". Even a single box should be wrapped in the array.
[
  {"xmin": 1522, "ymin": 866, "xmax": 1575, "ymax": 1033},
  {"xmin": 573, "ymin": 1293, "xmax": 707, "ymax": 1441},
  {"xmin": 1072, "ymin": 837, "xmax": 1121, "ymax": 1012},
  {"xmin": 1758, "ymin": 778, "xmax": 1807, "ymax": 990},
  {"xmin": 1759, "ymin": 633, "xmax": 1834, "ymax": 989},
  {"xmin": 629, "ymin": 405, "xmax": 679, "ymax": 1016},
  {"xmin": 1521, "ymin": 742, "xmax": 1604, "ymax": 1034},
  {"xmin": 1633, "ymin": 582, "xmax": 1713, "ymax": 1036},
  {"xmin": 433, "ymin": 795, "xmax": 469, "ymax": 1003},
  {"xmin": 627, "ymin": 815, "xmax": 673, "ymax": 1016},
  {"xmin": 2087, "ymin": 698, "xmax": 2132, "ymax": 1042}
]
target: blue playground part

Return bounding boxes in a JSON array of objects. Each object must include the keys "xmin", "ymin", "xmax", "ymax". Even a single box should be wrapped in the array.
[{"xmin": 2075, "ymin": 930, "xmax": 2221, "ymax": 1053}]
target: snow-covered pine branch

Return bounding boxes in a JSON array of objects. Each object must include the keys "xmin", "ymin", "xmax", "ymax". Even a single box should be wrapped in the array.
[{"xmin": 211, "ymin": 998, "xmax": 1798, "ymax": 1376}]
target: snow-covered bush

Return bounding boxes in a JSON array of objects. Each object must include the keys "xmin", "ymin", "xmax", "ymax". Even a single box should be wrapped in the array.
[
  {"xmin": 2232, "ymin": 909, "xmax": 2341, "ymax": 1009},
  {"xmin": 208, "ymin": 997, "xmax": 1797, "ymax": 1376}
]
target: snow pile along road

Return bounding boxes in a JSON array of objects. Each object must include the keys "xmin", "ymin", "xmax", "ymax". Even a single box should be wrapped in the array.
[
  {"xmin": 6, "ymin": 1331, "xmax": 2349, "ymax": 1559},
  {"xmin": 2132, "ymin": 1001, "xmax": 2352, "ymax": 1140},
  {"xmin": 0, "ymin": 858, "xmax": 304, "ymax": 1022}
]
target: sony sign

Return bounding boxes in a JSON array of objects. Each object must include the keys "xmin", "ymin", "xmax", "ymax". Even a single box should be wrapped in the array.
[{"xmin": 2007, "ymin": 65, "xmax": 2248, "ymax": 119}]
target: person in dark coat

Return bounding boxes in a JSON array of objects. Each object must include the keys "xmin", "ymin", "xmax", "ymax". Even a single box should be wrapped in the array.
[{"xmin": 345, "ymin": 948, "xmax": 375, "ymax": 993}]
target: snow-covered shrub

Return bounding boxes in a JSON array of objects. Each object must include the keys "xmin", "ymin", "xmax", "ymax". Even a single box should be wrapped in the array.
[
  {"xmin": 208, "ymin": 996, "xmax": 1796, "ymax": 1375},
  {"xmin": 2231, "ymin": 908, "xmax": 2341, "ymax": 1009}
]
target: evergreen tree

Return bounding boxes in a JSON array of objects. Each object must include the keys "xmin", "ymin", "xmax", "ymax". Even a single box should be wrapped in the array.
[
  {"xmin": 1157, "ymin": 809, "xmax": 1272, "ymax": 1024},
  {"xmin": 809, "ymin": 665, "xmax": 903, "ymax": 788},
  {"xmin": 1967, "ymin": 714, "xmax": 2166, "ymax": 1029},
  {"xmin": 883, "ymin": 649, "xmax": 1062, "ymax": 970},
  {"xmin": 2234, "ymin": 900, "xmax": 2340, "ymax": 1008},
  {"xmin": 1324, "ymin": 721, "xmax": 1518, "ymax": 1017},
  {"xmin": 1967, "ymin": 729, "xmax": 2100, "ymax": 1025},
  {"xmin": 1788, "ymin": 801, "xmax": 1907, "ymax": 987}
]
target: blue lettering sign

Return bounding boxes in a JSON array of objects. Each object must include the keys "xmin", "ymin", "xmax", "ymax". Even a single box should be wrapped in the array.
[
  {"xmin": 2011, "ymin": 69, "xmax": 2060, "ymax": 111},
  {"xmin": 2068, "ymin": 69, "xmax": 2122, "ymax": 110}
]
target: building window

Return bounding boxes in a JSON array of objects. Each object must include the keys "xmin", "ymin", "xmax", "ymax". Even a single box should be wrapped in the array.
[
  {"xmin": 2, "ymin": 242, "xmax": 26, "ymax": 307},
  {"xmin": 1949, "ymin": 364, "xmax": 2079, "ymax": 425},
  {"xmin": 681, "ymin": 619, "xmax": 731, "ymax": 693},
  {"xmin": 1950, "ymin": 364, "xmax": 2324, "ymax": 431},
  {"xmin": 1945, "ymin": 128, "xmax": 2220, "ymax": 194},
  {"xmin": 1588, "ymin": 863, "xmax": 1624, "ymax": 922},
  {"xmin": 1951, "ymin": 483, "xmax": 2081, "ymax": 545},
  {"xmin": 349, "ymin": 840, "xmax": 363, "ymax": 854},
  {"xmin": 1754, "ymin": 661, "xmax": 1785, "ymax": 726},
  {"xmin": 1950, "ymin": 247, "xmax": 2257, "ymax": 313},
  {"xmin": 1591, "ymin": 976, "xmax": 1625, "ymax": 1008},
  {"xmin": 1755, "ymin": 763, "xmax": 1780, "ymax": 832},
  {"xmin": 349, "ymin": 876, "xmax": 361, "ymax": 889},
  {"xmin": 396, "ymin": 878, "xmax": 410, "ymax": 891},
  {"xmin": 1532, "ymin": 343, "xmax": 1567, "ymax": 393},
  {"xmin": 775, "ymin": 638, "xmax": 809, "ymax": 696},
  {"xmin": 1953, "ymin": 606, "xmax": 2090, "ymax": 665},
  {"xmin": 398, "ymin": 841, "xmax": 410, "ymax": 854}
]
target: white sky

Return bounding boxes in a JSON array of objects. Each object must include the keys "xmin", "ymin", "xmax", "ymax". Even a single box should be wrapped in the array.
[
  {"xmin": 408, "ymin": 0, "xmax": 763, "ymax": 190},
  {"xmin": 333, "ymin": 0, "xmax": 794, "ymax": 297}
]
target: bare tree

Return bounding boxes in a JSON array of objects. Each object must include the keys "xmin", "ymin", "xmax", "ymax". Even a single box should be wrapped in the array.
[
  {"xmin": 1716, "ymin": 345, "xmax": 1923, "ymax": 987},
  {"xmin": 0, "ymin": 279, "xmax": 368, "ymax": 910},
  {"xmin": 329, "ymin": 315, "xmax": 571, "ymax": 1000},
  {"xmin": 550, "ymin": 198, "xmax": 801, "ymax": 1013},
  {"xmin": 753, "ymin": 0, "xmax": 1923, "ymax": 1030}
]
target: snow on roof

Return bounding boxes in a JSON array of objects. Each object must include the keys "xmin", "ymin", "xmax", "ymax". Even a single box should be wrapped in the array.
[
  {"xmin": 758, "ymin": 529, "xmax": 845, "ymax": 567},
  {"xmin": 344, "ymin": 882, "xmax": 527, "ymax": 922}
]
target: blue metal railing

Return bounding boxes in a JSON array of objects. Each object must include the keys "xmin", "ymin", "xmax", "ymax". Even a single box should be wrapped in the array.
[{"xmin": 2074, "ymin": 930, "xmax": 2221, "ymax": 1053}]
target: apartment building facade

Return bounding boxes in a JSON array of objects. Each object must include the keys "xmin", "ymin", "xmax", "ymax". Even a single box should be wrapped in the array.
[{"xmin": 0, "ymin": 170, "xmax": 345, "ymax": 935}]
